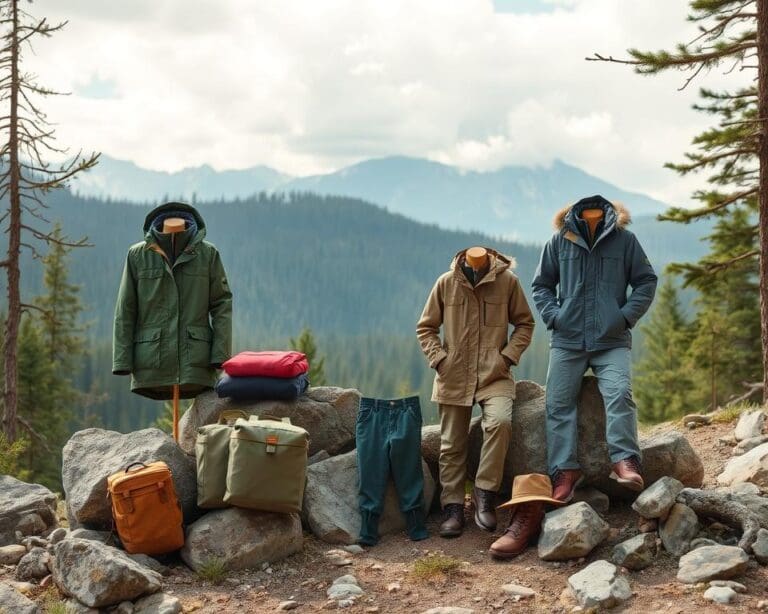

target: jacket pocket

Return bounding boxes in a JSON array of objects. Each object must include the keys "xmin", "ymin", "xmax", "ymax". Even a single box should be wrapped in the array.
[
  {"xmin": 552, "ymin": 297, "xmax": 584, "ymax": 343},
  {"xmin": 600, "ymin": 256, "xmax": 622, "ymax": 284},
  {"xmin": 444, "ymin": 295, "xmax": 465, "ymax": 343},
  {"xmin": 483, "ymin": 296, "xmax": 506, "ymax": 327},
  {"xmin": 558, "ymin": 253, "xmax": 583, "ymax": 297},
  {"xmin": 596, "ymin": 298, "xmax": 627, "ymax": 342},
  {"xmin": 187, "ymin": 325, "xmax": 213, "ymax": 368},
  {"xmin": 133, "ymin": 327, "xmax": 162, "ymax": 370}
]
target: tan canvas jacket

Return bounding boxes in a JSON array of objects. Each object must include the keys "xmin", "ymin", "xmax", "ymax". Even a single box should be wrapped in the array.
[{"xmin": 416, "ymin": 248, "xmax": 535, "ymax": 406}]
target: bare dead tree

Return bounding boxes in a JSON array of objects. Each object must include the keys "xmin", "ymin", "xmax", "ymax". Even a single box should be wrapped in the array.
[{"xmin": 0, "ymin": 0, "xmax": 99, "ymax": 441}]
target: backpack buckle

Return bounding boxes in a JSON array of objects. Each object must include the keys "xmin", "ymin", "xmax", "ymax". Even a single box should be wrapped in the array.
[{"xmin": 266, "ymin": 435, "xmax": 278, "ymax": 454}]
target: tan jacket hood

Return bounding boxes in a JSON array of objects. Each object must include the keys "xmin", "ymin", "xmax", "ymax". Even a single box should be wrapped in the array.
[
  {"xmin": 449, "ymin": 247, "xmax": 517, "ymax": 274},
  {"xmin": 552, "ymin": 200, "xmax": 632, "ymax": 231}
]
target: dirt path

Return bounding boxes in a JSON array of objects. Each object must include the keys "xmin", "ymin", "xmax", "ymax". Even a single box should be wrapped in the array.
[{"xmin": 159, "ymin": 420, "xmax": 767, "ymax": 613}]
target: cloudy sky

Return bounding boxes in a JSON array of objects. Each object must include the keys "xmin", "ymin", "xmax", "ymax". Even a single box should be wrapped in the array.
[{"xmin": 30, "ymin": 0, "xmax": 750, "ymax": 205}]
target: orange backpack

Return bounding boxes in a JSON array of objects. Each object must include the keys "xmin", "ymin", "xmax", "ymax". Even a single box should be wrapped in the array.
[{"xmin": 107, "ymin": 461, "xmax": 185, "ymax": 555}]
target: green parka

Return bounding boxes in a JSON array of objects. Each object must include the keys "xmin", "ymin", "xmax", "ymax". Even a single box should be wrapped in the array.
[{"xmin": 112, "ymin": 203, "xmax": 233, "ymax": 400}]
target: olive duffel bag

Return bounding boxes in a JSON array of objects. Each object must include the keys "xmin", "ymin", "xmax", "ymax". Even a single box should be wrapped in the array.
[
  {"xmin": 195, "ymin": 409, "xmax": 249, "ymax": 509},
  {"xmin": 224, "ymin": 415, "xmax": 309, "ymax": 513}
]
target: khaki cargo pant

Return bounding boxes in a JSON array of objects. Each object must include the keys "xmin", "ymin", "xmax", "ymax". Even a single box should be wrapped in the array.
[{"xmin": 438, "ymin": 396, "xmax": 513, "ymax": 507}]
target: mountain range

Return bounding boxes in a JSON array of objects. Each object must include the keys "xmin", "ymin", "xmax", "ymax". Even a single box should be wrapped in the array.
[{"xmin": 71, "ymin": 155, "xmax": 672, "ymax": 244}]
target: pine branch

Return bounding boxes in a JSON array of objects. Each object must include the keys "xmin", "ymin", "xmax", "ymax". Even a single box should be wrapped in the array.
[{"xmin": 659, "ymin": 187, "xmax": 757, "ymax": 221}]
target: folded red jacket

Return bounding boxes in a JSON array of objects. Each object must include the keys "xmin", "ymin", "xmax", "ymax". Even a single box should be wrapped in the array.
[{"xmin": 222, "ymin": 351, "xmax": 309, "ymax": 378}]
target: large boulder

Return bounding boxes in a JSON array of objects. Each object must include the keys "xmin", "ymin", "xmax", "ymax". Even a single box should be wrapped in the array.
[
  {"xmin": 0, "ymin": 475, "xmax": 58, "ymax": 547},
  {"xmin": 538, "ymin": 502, "xmax": 609, "ymax": 561},
  {"xmin": 0, "ymin": 582, "xmax": 38, "ymax": 614},
  {"xmin": 717, "ymin": 442, "xmax": 768, "ymax": 488},
  {"xmin": 62, "ymin": 428, "xmax": 197, "ymax": 529},
  {"xmin": 180, "ymin": 508, "xmax": 302, "ymax": 572},
  {"xmin": 179, "ymin": 387, "xmax": 361, "ymax": 456},
  {"xmin": 734, "ymin": 410, "xmax": 765, "ymax": 441},
  {"xmin": 632, "ymin": 476, "xmax": 684, "ymax": 520},
  {"xmin": 51, "ymin": 538, "xmax": 162, "ymax": 608},
  {"xmin": 467, "ymin": 377, "xmax": 703, "ymax": 496},
  {"xmin": 302, "ymin": 450, "xmax": 435, "ymax": 544}
]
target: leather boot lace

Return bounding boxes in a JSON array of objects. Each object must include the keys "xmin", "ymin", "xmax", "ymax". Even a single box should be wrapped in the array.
[
  {"xmin": 507, "ymin": 504, "xmax": 532, "ymax": 539},
  {"xmin": 624, "ymin": 456, "xmax": 642, "ymax": 473}
]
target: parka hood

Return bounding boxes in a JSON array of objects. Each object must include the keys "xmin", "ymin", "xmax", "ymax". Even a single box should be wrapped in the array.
[
  {"xmin": 553, "ymin": 195, "xmax": 631, "ymax": 231},
  {"xmin": 450, "ymin": 247, "xmax": 516, "ymax": 273},
  {"xmin": 143, "ymin": 202, "xmax": 207, "ymax": 235}
]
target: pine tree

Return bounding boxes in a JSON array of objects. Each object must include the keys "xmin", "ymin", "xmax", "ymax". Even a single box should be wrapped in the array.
[
  {"xmin": 635, "ymin": 277, "xmax": 696, "ymax": 422},
  {"xmin": 289, "ymin": 327, "xmax": 327, "ymax": 386},
  {"xmin": 589, "ymin": 0, "xmax": 767, "ymax": 401},
  {"xmin": 0, "ymin": 0, "xmax": 99, "ymax": 441}
]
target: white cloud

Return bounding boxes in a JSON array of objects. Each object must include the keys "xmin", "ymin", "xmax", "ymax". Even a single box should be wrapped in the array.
[{"xmin": 25, "ymin": 0, "xmax": 753, "ymax": 205}]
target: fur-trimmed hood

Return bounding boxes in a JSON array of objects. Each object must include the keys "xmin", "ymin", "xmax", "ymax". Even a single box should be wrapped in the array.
[{"xmin": 553, "ymin": 195, "xmax": 631, "ymax": 231}]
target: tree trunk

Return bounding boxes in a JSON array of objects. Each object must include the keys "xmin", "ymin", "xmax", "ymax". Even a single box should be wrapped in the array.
[
  {"xmin": 3, "ymin": 0, "xmax": 20, "ymax": 442},
  {"xmin": 759, "ymin": 0, "xmax": 768, "ymax": 404}
]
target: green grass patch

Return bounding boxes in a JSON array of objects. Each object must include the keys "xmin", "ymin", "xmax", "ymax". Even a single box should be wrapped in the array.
[
  {"xmin": 197, "ymin": 557, "xmax": 227, "ymax": 585},
  {"xmin": 711, "ymin": 401, "xmax": 761, "ymax": 424},
  {"xmin": 411, "ymin": 553, "xmax": 461, "ymax": 581}
]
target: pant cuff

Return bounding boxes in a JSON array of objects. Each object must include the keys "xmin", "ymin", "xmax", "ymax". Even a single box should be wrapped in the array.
[
  {"xmin": 358, "ymin": 511, "xmax": 380, "ymax": 546},
  {"xmin": 404, "ymin": 508, "xmax": 429, "ymax": 541},
  {"xmin": 609, "ymin": 451, "xmax": 642, "ymax": 463}
]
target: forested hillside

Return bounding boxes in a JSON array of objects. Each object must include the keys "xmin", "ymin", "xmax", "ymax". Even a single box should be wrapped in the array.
[{"xmin": 10, "ymin": 189, "xmax": 700, "ymax": 430}]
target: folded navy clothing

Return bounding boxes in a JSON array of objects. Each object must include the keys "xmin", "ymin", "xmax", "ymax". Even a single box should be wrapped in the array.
[{"xmin": 215, "ymin": 372, "xmax": 310, "ymax": 401}]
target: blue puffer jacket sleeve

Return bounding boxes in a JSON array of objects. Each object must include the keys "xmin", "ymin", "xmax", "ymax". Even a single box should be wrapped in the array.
[
  {"xmin": 531, "ymin": 236, "xmax": 560, "ymax": 330},
  {"xmin": 620, "ymin": 232, "xmax": 658, "ymax": 328}
]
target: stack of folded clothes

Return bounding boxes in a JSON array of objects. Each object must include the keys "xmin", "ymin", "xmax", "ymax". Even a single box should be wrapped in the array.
[{"xmin": 215, "ymin": 351, "xmax": 310, "ymax": 401}]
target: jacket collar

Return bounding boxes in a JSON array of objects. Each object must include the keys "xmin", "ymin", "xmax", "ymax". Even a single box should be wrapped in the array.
[
  {"xmin": 552, "ymin": 196, "xmax": 631, "ymax": 250},
  {"xmin": 450, "ymin": 247, "xmax": 515, "ymax": 289},
  {"xmin": 143, "ymin": 202, "xmax": 206, "ymax": 264}
]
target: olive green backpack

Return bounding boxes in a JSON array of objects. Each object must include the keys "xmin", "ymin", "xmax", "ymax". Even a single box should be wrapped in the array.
[
  {"xmin": 195, "ymin": 410, "xmax": 249, "ymax": 509},
  {"xmin": 224, "ymin": 415, "xmax": 309, "ymax": 513}
]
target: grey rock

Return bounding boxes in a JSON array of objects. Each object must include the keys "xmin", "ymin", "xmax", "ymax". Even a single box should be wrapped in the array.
[
  {"xmin": 127, "ymin": 553, "xmax": 169, "ymax": 575},
  {"xmin": 538, "ymin": 502, "xmax": 609, "ymax": 561},
  {"xmin": 67, "ymin": 528, "xmax": 113, "ymax": 544},
  {"xmin": 180, "ymin": 507, "xmax": 302, "ymax": 572},
  {"xmin": 0, "ymin": 544, "xmax": 27, "ymax": 565},
  {"xmin": 62, "ymin": 428, "xmax": 197, "ymax": 529},
  {"xmin": 327, "ymin": 574, "xmax": 363, "ymax": 600},
  {"xmin": 727, "ymin": 482, "xmax": 761, "ymax": 496},
  {"xmin": 0, "ymin": 582, "xmax": 39, "ymax": 614},
  {"xmin": 16, "ymin": 514, "xmax": 46, "ymax": 536},
  {"xmin": 179, "ymin": 386, "xmax": 361, "ymax": 456},
  {"xmin": 421, "ymin": 424, "xmax": 441, "ymax": 482},
  {"xmin": 567, "ymin": 560, "xmax": 632, "ymax": 609},
  {"xmin": 734, "ymin": 409, "xmax": 765, "ymax": 441},
  {"xmin": 133, "ymin": 593, "xmax": 182, "ymax": 614},
  {"xmin": 115, "ymin": 602, "xmax": 134, "ymax": 614},
  {"xmin": 677, "ymin": 545, "xmax": 749, "ymax": 583},
  {"xmin": 572, "ymin": 488, "xmax": 609, "ymax": 514},
  {"xmin": 753, "ymin": 528, "xmax": 768, "ymax": 564},
  {"xmin": 62, "ymin": 599, "xmax": 99, "ymax": 614},
  {"xmin": 278, "ymin": 601, "xmax": 300, "ymax": 611},
  {"xmin": 717, "ymin": 441, "xmax": 768, "ymax": 488},
  {"xmin": 47, "ymin": 528, "xmax": 67, "ymax": 545},
  {"xmin": 466, "ymin": 378, "xmax": 703, "ymax": 496},
  {"xmin": 51, "ymin": 538, "xmax": 161, "ymax": 608},
  {"xmin": 659, "ymin": 503, "xmax": 699, "ymax": 556},
  {"xmin": 308, "ymin": 450, "xmax": 331, "ymax": 466},
  {"xmin": 21, "ymin": 536, "xmax": 47, "ymax": 551},
  {"xmin": 683, "ymin": 414, "xmax": 712, "ymax": 425},
  {"xmin": 500, "ymin": 583, "xmax": 535, "ymax": 598},
  {"xmin": 709, "ymin": 580, "xmax": 746, "ymax": 593},
  {"xmin": 611, "ymin": 533, "xmax": 657, "ymax": 570},
  {"xmin": 704, "ymin": 586, "xmax": 737, "ymax": 604},
  {"xmin": 302, "ymin": 449, "xmax": 435, "ymax": 544},
  {"xmin": 0, "ymin": 475, "xmax": 58, "ymax": 547},
  {"xmin": 15, "ymin": 547, "xmax": 50, "ymax": 581},
  {"xmin": 690, "ymin": 538, "xmax": 719, "ymax": 550},
  {"xmin": 632, "ymin": 476, "xmax": 684, "ymax": 519},
  {"xmin": 733, "ymin": 435, "xmax": 768, "ymax": 455}
]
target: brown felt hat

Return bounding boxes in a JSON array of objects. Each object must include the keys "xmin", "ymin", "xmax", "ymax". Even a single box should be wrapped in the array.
[{"xmin": 497, "ymin": 473, "xmax": 566, "ymax": 509}]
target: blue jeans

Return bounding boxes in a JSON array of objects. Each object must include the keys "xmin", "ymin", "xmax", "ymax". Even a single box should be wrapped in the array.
[
  {"xmin": 545, "ymin": 347, "xmax": 640, "ymax": 473},
  {"xmin": 356, "ymin": 396, "xmax": 428, "ymax": 545}
]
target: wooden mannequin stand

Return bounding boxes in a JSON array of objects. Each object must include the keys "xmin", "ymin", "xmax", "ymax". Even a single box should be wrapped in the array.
[
  {"xmin": 163, "ymin": 217, "xmax": 186, "ymax": 442},
  {"xmin": 466, "ymin": 246, "xmax": 489, "ymax": 270}
]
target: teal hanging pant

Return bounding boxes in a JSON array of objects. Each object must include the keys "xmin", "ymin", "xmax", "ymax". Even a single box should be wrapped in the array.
[
  {"xmin": 546, "ymin": 347, "xmax": 641, "ymax": 473},
  {"xmin": 356, "ymin": 396, "xmax": 428, "ymax": 546}
]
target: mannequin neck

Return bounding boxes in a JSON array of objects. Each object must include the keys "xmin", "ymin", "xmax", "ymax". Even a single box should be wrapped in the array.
[
  {"xmin": 580, "ymin": 208, "xmax": 604, "ymax": 240},
  {"xmin": 163, "ymin": 218, "xmax": 186, "ymax": 234},
  {"xmin": 466, "ymin": 247, "xmax": 489, "ymax": 270}
]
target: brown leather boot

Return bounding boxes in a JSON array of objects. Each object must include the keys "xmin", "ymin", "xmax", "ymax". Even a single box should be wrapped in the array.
[
  {"xmin": 439, "ymin": 503, "xmax": 465, "ymax": 538},
  {"xmin": 489, "ymin": 502, "xmax": 545, "ymax": 559},
  {"xmin": 472, "ymin": 486, "xmax": 497, "ymax": 532},
  {"xmin": 551, "ymin": 469, "xmax": 583, "ymax": 503},
  {"xmin": 610, "ymin": 456, "xmax": 644, "ymax": 491}
]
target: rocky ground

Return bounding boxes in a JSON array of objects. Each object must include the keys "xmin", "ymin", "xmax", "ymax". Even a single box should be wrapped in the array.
[{"xmin": 142, "ymin": 420, "xmax": 765, "ymax": 614}]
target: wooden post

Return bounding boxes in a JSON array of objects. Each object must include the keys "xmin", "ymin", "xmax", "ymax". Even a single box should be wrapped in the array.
[{"xmin": 172, "ymin": 384, "xmax": 180, "ymax": 442}]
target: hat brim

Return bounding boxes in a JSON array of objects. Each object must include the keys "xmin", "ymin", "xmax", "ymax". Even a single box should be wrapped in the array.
[{"xmin": 497, "ymin": 494, "xmax": 566, "ymax": 509}]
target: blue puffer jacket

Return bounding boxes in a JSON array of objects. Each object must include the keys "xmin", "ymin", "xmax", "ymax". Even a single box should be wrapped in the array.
[{"xmin": 531, "ymin": 195, "xmax": 657, "ymax": 351}]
